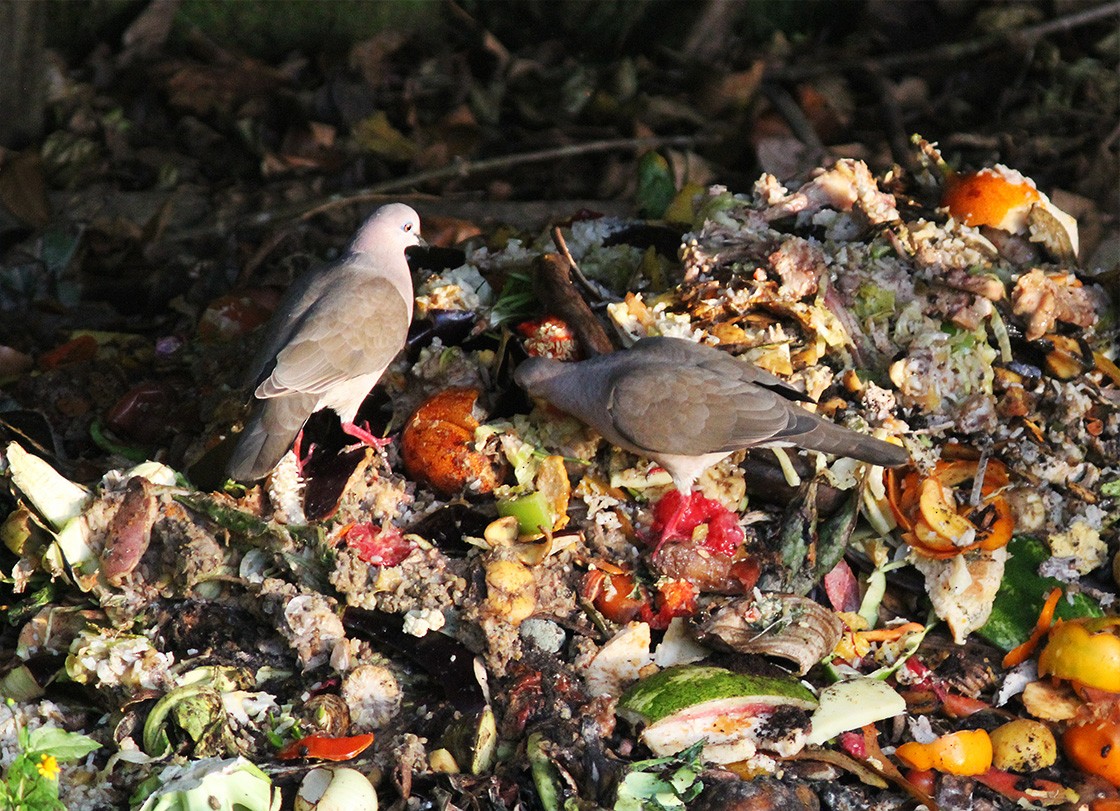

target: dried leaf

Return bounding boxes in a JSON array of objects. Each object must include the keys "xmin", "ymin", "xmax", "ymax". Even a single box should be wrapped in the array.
[
  {"xmin": 354, "ymin": 111, "xmax": 418, "ymax": 162},
  {"xmin": 0, "ymin": 149, "xmax": 51, "ymax": 227}
]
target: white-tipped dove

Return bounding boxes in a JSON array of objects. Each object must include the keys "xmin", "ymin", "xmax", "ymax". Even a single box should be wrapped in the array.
[
  {"xmin": 515, "ymin": 335, "xmax": 909, "ymax": 496},
  {"xmin": 227, "ymin": 203, "xmax": 421, "ymax": 481}
]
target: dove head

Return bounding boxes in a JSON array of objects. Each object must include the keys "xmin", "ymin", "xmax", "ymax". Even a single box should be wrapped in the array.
[
  {"xmin": 350, "ymin": 203, "xmax": 423, "ymax": 256},
  {"xmin": 513, "ymin": 355, "xmax": 566, "ymax": 396}
]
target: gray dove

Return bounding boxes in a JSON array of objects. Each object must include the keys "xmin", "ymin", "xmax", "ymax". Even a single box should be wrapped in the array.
[
  {"xmin": 227, "ymin": 203, "xmax": 421, "ymax": 481},
  {"xmin": 515, "ymin": 335, "xmax": 908, "ymax": 505}
]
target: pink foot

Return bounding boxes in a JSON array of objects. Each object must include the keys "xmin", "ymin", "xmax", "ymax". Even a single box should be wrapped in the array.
[
  {"xmin": 341, "ymin": 421, "xmax": 392, "ymax": 449},
  {"xmin": 292, "ymin": 429, "xmax": 317, "ymax": 476}
]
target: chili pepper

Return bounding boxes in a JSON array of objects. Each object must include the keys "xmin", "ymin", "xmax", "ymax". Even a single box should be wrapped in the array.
[
  {"xmin": 1038, "ymin": 617, "xmax": 1120, "ymax": 692},
  {"xmin": 895, "ymin": 729, "xmax": 993, "ymax": 775},
  {"xmin": 1002, "ymin": 586, "xmax": 1062, "ymax": 668},
  {"xmin": 277, "ymin": 732, "xmax": 375, "ymax": 761},
  {"xmin": 1064, "ymin": 720, "xmax": 1120, "ymax": 787}
]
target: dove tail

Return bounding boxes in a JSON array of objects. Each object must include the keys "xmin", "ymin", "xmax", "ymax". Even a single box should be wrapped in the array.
[
  {"xmin": 226, "ymin": 394, "xmax": 318, "ymax": 481},
  {"xmin": 783, "ymin": 411, "xmax": 910, "ymax": 467}
]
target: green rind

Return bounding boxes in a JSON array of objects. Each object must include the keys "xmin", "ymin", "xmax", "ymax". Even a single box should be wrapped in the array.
[
  {"xmin": 617, "ymin": 665, "xmax": 817, "ymax": 726},
  {"xmin": 978, "ymin": 535, "xmax": 1103, "ymax": 651}
]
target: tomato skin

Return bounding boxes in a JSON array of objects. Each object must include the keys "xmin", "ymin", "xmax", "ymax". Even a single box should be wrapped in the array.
[
  {"xmin": 516, "ymin": 316, "xmax": 579, "ymax": 360},
  {"xmin": 197, "ymin": 293, "xmax": 273, "ymax": 341},
  {"xmin": 641, "ymin": 579, "xmax": 698, "ymax": 629},
  {"xmin": 39, "ymin": 334, "xmax": 99, "ymax": 369},
  {"xmin": 1065, "ymin": 722, "xmax": 1120, "ymax": 787},
  {"xmin": 591, "ymin": 572, "xmax": 647, "ymax": 624},
  {"xmin": 340, "ymin": 523, "xmax": 414, "ymax": 567}
]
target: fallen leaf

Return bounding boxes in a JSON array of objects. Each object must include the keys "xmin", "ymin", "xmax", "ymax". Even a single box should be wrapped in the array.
[
  {"xmin": 0, "ymin": 149, "xmax": 51, "ymax": 227},
  {"xmin": 354, "ymin": 111, "xmax": 418, "ymax": 162}
]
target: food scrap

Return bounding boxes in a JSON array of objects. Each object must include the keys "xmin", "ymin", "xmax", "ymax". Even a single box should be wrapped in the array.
[{"xmin": 1, "ymin": 143, "xmax": 1117, "ymax": 810}]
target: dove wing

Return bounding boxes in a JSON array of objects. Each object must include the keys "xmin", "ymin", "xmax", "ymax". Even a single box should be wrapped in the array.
[
  {"xmin": 255, "ymin": 274, "xmax": 409, "ymax": 399},
  {"xmin": 608, "ymin": 362, "xmax": 792, "ymax": 456}
]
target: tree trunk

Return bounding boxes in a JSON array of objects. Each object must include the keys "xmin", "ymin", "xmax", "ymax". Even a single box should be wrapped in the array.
[{"xmin": 0, "ymin": 0, "xmax": 47, "ymax": 149}]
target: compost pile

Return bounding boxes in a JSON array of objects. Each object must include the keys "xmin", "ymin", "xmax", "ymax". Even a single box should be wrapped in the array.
[{"xmin": 1, "ymin": 144, "xmax": 1118, "ymax": 811}]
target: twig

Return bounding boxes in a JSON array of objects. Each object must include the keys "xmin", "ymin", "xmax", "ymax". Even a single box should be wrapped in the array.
[
  {"xmin": 969, "ymin": 448, "xmax": 990, "ymax": 508},
  {"xmin": 761, "ymin": 82, "xmax": 826, "ymax": 161},
  {"xmin": 861, "ymin": 68, "xmax": 918, "ymax": 173},
  {"xmin": 165, "ymin": 135, "xmax": 710, "ymax": 244},
  {"xmin": 771, "ymin": 1, "xmax": 1120, "ymax": 80},
  {"xmin": 1101, "ymin": 119, "xmax": 1120, "ymax": 153},
  {"xmin": 236, "ymin": 226, "xmax": 294, "ymax": 287},
  {"xmin": 535, "ymin": 253, "xmax": 616, "ymax": 357},
  {"xmin": 161, "ymin": 198, "xmax": 633, "ymax": 245},
  {"xmin": 298, "ymin": 134, "xmax": 714, "ymax": 222},
  {"xmin": 682, "ymin": 0, "xmax": 740, "ymax": 62},
  {"xmin": 550, "ymin": 226, "xmax": 607, "ymax": 303}
]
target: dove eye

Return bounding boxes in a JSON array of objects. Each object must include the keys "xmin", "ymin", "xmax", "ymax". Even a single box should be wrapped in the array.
[{"xmin": 403, "ymin": 223, "xmax": 413, "ymax": 232}]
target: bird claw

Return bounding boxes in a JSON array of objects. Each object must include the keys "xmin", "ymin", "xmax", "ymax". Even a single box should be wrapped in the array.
[
  {"xmin": 341, "ymin": 421, "xmax": 392, "ymax": 450},
  {"xmin": 292, "ymin": 429, "xmax": 317, "ymax": 477}
]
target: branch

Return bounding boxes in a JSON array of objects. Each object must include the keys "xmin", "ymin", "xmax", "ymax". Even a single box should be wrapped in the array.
[
  {"xmin": 771, "ymin": 1, "xmax": 1120, "ymax": 81},
  {"xmin": 296, "ymin": 134, "xmax": 714, "ymax": 221}
]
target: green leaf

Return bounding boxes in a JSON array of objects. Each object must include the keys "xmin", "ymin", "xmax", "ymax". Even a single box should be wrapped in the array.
[
  {"xmin": 490, "ymin": 271, "xmax": 538, "ymax": 326},
  {"xmin": 26, "ymin": 726, "xmax": 101, "ymax": 762},
  {"xmin": 636, "ymin": 152, "xmax": 675, "ymax": 220},
  {"xmin": 614, "ymin": 739, "xmax": 705, "ymax": 811},
  {"xmin": 977, "ymin": 535, "xmax": 1103, "ymax": 651}
]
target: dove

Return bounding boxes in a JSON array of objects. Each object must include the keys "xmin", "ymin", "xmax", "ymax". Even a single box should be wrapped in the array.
[
  {"xmin": 226, "ymin": 203, "xmax": 421, "ymax": 481},
  {"xmin": 514, "ymin": 336, "xmax": 909, "ymax": 541}
]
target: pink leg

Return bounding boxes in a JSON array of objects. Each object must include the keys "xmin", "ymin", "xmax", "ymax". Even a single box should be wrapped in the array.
[
  {"xmin": 293, "ymin": 429, "xmax": 317, "ymax": 476},
  {"xmin": 341, "ymin": 421, "xmax": 393, "ymax": 449}
]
